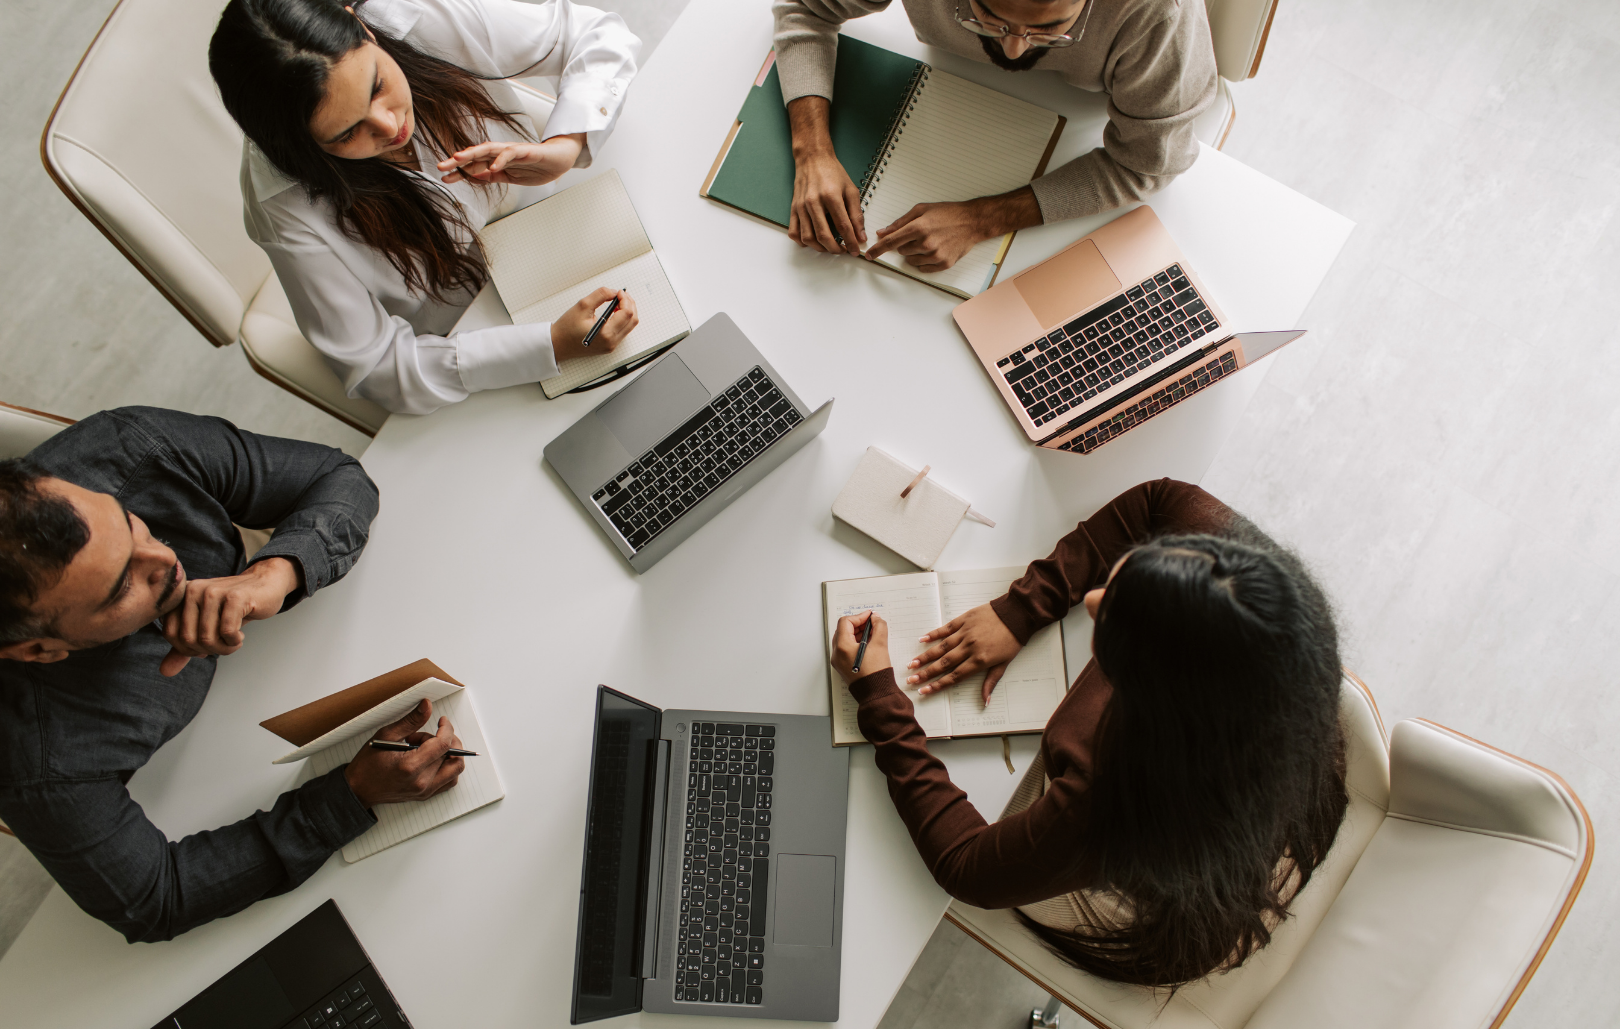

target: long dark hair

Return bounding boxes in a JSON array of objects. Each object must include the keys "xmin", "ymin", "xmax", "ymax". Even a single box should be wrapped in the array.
[
  {"xmin": 1020, "ymin": 526, "xmax": 1347, "ymax": 987},
  {"xmin": 209, "ymin": 0, "xmax": 531, "ymax": 300}
]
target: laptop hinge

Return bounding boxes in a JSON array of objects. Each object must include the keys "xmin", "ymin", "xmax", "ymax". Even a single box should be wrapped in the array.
[
  {"xmin": 1039, "ymin": 338, "xmax": 1228, "ymax": 445},
  {"xmin": 637, "ymin": 737, "xmax": 672, "ymax": 981}
]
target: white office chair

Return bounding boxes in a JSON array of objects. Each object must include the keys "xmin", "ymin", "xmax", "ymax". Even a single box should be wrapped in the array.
[
  {"xmin": 42, "ymin": 0, "xmax": 559, "ymax": 437},
  {"xmin": 1196, "ymin": 0, "xmax": 1278, "ymax": 150},
  {"xmin": 944, "ymin": 673, "xmax": 1592, "ymax": 1029}
]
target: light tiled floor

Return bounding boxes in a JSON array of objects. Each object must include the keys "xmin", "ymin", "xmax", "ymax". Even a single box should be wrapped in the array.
[{"xmin": 4, "ymin": 1, "xmax": 1619, "ymax": 1025}]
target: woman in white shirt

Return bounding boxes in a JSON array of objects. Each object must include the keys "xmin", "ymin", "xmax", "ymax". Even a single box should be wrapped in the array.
[{"xmin": 210, "ymin": 0, "xmax": 642, "ymax": 415}]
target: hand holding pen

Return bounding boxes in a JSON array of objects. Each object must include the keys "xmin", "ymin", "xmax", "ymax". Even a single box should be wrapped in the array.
[
  {"xmin": 551, "ymin": 287, "xmax": 639, "ymax": 362},
  {"xmin": 832, "ymin": 610, "xmax": 891, "ymax": 686},
  {"xmin": 342, "ymin": 698, "xmax": 469, "ymax": 808}
]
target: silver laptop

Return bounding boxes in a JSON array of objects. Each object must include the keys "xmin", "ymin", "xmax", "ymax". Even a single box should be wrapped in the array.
[
  {"xmin": 570, "ymin": 686, "xmax": 850, "ymax": 1023},
  {"xmin": 545, "ymin": 313, "xmax": 834, "ymax": 572}
]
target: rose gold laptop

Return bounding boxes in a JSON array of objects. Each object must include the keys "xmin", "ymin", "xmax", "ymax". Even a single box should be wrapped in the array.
[{"xmin": 953, "ymin": 206, "xmax": 1305, "ymax": 454}]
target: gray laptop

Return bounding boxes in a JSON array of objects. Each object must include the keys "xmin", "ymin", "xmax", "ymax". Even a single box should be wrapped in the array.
[
  {"xmin": 545, "ymin": 313, "xmax": 834, "ymax": 572},
  {"xmin": 571, "ymin": 686, "xmax": 849, "ymax": 1023}
]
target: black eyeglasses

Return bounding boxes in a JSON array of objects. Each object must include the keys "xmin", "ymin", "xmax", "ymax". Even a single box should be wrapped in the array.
[{"xmin": 953, "ymin": 0, "xmax": 1091, "ymax": 48}]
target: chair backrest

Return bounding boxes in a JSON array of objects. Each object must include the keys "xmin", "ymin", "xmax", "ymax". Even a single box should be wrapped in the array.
[
  {"xmin": 945, "ymin": 674, "xmax": 1391, "ymax": 1029},
  {"xmin": 1204, "ymin": 0, "xmax": 1278, "ymax": 81},
  {"xmin": 43, "ymin": 0, "xmax": 271, "ymax": 348},
  {"xmin": 1247, "ymin": 720, "xmax": 1591, "ymax": 1029},
  {"xmin": 0, "ymin": 403, "xmax": 74, "ymax": 461}
]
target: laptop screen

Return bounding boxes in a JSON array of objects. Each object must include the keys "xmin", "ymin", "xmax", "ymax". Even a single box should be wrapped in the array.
[{"xmin": 572, "ymin": 687, "xmax": 663, "ymax": 1024}]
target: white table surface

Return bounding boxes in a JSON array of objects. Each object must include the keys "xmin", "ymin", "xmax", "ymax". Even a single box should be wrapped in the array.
[{"xmin": 0, "ymin": 1, "xmax": 1351, "ymax": 1026}]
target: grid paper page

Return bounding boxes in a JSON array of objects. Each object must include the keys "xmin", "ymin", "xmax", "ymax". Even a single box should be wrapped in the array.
[
  {"xmin": 863, "ymin": 70, "xmax": 1060, "ymax": 296},
  {"xmin": 308, "ymin": 687, "xmax": 507, "ymax": 862},
  {"xmin": 824, "ymin": 572, "xmax": 950, "ymax": 744},
  {"xmin": 271, "ymin": 677, "xmax": 461, "ymax": 765},
  {"xmin": 479, "ymin": 169, "xmax": 650, "ymax": 314},
  {"xmin": 524, "ymin": 249, "xmax": 691, "ymax": 396},
  {"xmin": 939, "ymin": 568, "xmax": 1067, "ymax": 736}
]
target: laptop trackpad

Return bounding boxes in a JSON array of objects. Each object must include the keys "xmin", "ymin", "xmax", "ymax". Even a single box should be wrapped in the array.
[
  {"xmin": 773, "ymin": 854, "xmax": 836, "ymax": 947},
  {"xmin": 1014, "ymin": 238, "xmax": 1121, "ymax": 329},
  {"xmin": 596, "ymin": 354, "xmax": 710, "ymax": 455}
]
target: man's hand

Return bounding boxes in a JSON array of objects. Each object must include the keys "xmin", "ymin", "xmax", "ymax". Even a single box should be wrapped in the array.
[
  {"xmin": 551, "ymin": 287, "xmax": 638, "ymax": 361},
  {"xmin": 343, "ymin": 699, "xmax": 466, "ymax": 809},
  {"xmin": 830, "ymin": 610, "xmax": 892, "ymax": 686},
  {"xmin": 159, "ymin": 557, "xmax": 301, "ymax": 677},
  {"xmin": 436, "ymin": 132, "xmax": 585, "ymax": 186},
  {"xmin": 907, "ymin": 603, "xmax": 1023, "ymax": 704},
  {"xmin": 864, "ymin": 187, "xmax": 1043, "ymax": 272},
  {"xmin": 787, "ymin": 97, "xmax": 866, "ymax": 255}
]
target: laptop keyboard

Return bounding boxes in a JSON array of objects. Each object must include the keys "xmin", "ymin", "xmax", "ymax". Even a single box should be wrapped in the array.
[
  {"xmin": 996, "ymin": 263, "xmax": 1221, "ymax": 429},
  {"xmin": 1057, "ymin": 351, "xmax": 1238, "ymax": 454},
  {"xmin": 300, "ymin": 976, "xmax": 382, "ymax": 1029},
  {"xmin": 676, "ymin": 722, "xmax": 777, "ymax": 1007},
  {"xmin": 591, "ymin": 367, "xmax": 803, "ymax": 552}
]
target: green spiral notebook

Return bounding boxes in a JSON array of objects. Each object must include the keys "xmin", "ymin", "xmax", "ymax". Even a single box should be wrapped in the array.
[{"xmin": 701, "ymin": 37, "xmax": 1065, "ymax": 299}]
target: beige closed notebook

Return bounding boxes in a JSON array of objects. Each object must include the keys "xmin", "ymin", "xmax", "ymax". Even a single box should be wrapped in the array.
[
  {"xmin": 821, "ymin": 568, "xmax": 1067, "ymax": 746},
  {"xmin": 261, "ymin": 659, "xmax": 505, "ymax": 863},
  {"xmin": 832, "ymin": 447, "xmax": 972, "ymax": 569},
  {"xmin": 478, "ymin": 169, "xmax": 691, "ymax": 397}
]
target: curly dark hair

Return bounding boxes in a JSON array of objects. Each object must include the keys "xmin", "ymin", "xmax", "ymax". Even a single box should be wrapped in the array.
[{"xmin": 0, "ymin": 460, "xmax": 90, "ymax": 646}]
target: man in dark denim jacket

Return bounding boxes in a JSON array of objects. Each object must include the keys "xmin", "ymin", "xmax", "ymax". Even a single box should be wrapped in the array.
[{"xmin": 0, "ymin": 408, "xmax": 463, "ymax": 942}]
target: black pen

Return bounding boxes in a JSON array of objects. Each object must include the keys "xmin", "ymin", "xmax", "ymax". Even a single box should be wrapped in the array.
[
  {"xmin": 851, "ymin": 615, "xmax": 874, "ymax": 675},
  {"xmin": 582, "ymin": 290, "xmax": 624, "ymax": 347},
  {"xmin": 369, "ymin": 739, "xmax": 479, "ymax": 757}
]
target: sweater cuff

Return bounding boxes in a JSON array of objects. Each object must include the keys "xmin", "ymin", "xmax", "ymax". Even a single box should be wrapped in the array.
[
  {"xmin": 849, "ymin": 666, "xmax": 903, "ymax": 704},
  {"xmin": 301, "ymin": 767, "xmax": 377, "ymax": 851},
  {"xmin": 454, "ymin": 322, "xmax": 560, "ymax": 393},
  {"xmin": 774, "ymin": 38, "xmax": 836, "ymax": 105},
  {"xmin": 1029, "ymin": 154, "xmax": 1107, "ymax": 225},
  {"xmin": 989, "ymin": 593, "xmax": 1043, "ymax": 647},
  {"xmin": 253, "ymin": 530, "xmax": 332, "ymax": 609}
]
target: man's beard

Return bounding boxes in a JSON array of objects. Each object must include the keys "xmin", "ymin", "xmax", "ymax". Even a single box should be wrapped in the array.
[
  {"xmin": 155, "ymin": 561, "xmax": 182, "ymax": 617},
  {"xmin": 979, "ymin": 34, "xmax": 1050, "ymax": 72}
]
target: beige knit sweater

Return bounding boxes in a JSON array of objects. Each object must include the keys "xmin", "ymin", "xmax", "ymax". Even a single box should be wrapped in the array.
[{"xmin": 771, "ymin": 0, "xmax": 1218, "ymax": 223}]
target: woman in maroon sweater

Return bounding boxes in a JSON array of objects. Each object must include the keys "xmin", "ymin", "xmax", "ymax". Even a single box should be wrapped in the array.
[{"xmin": 829, "ymin": 479, "xmax": 1347, "ymax": 987}]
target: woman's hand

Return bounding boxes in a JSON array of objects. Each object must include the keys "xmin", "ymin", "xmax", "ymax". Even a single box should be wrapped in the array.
[
  {"xmin": 830, "ymin": 611, "xmax": 891, "ymax": 686},
  {"xmin": 437, "ymin": 132, "xmax": 586, "ymax": 186},
  {"xmin": 907, "ymin": 603, "xmax": 1022, "ymax": 703},
  {"xmin": 551, "ymin": 287, "xmax": 638, "ymax": 362}
]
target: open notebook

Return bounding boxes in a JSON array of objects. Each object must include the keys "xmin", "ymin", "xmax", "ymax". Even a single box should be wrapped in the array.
[
  {"xmin": 704, "ymin": 40, "xmax": 1065, "ymax": 298},
  {"xmin": 822, "ymin": 568, "xmax": 1067, "ymax": 746},
  {"xmin": 261, "ymin": 660, "xmax": 505, "ymax": 862},
  {"xmin": 479, "ymin": 169, "xmax": 691, "ymax": 397}
]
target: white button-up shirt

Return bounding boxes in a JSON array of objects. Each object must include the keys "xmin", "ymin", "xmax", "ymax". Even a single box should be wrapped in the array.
[{"xmin": 240, "ymin": 0, "xmax": 640, "ymax": 416}]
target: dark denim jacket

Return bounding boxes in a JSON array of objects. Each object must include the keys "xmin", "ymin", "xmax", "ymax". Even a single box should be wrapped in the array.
[{"xmin": 0, "ymin": 408, "xmax": 381, "ymax": 942}]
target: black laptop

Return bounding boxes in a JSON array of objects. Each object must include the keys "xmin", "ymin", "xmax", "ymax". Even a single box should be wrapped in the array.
[{"xmin": 148, "ymin": 900, "xmax": 408, "ymax": 1029}]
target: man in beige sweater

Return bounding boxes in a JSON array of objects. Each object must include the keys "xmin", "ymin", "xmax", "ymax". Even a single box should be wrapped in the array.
[{"xmin": 773, "ymin": 0, "xmax": 1217, "ymax": 271}]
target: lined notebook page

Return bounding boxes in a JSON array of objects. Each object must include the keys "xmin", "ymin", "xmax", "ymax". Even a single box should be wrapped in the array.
[
  {"xmin": 938, "ymin": 568, "xmax": 1068, "ymax": 736},
  {"xmin": 863, "ymin": 70, "xmax": 1061, "ymax": 297},
  {"xmin": 823, "ymin": 572, "xmax": 950, "ymax": 744},
  {"xmin": 309, "ymin": 688, "xmax": 506, "ymax": 862},
  {"xmin": 478, "ymin": 170, "xmax": 691, "ymax": 397}
]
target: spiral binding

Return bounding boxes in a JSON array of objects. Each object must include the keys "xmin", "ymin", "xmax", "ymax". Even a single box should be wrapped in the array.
[{"xmin": 858, "ymin": 65, "xmax": 930, "ymax": 208}]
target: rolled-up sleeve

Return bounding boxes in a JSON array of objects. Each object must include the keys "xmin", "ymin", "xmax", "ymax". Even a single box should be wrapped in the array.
[
  {"xmin": 385, "ymin": 0, "xmax": 641, "ymax": 164},
  {"xmin": 771, "ymin": 0, "xmax": 890, "ymax": 104}
]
